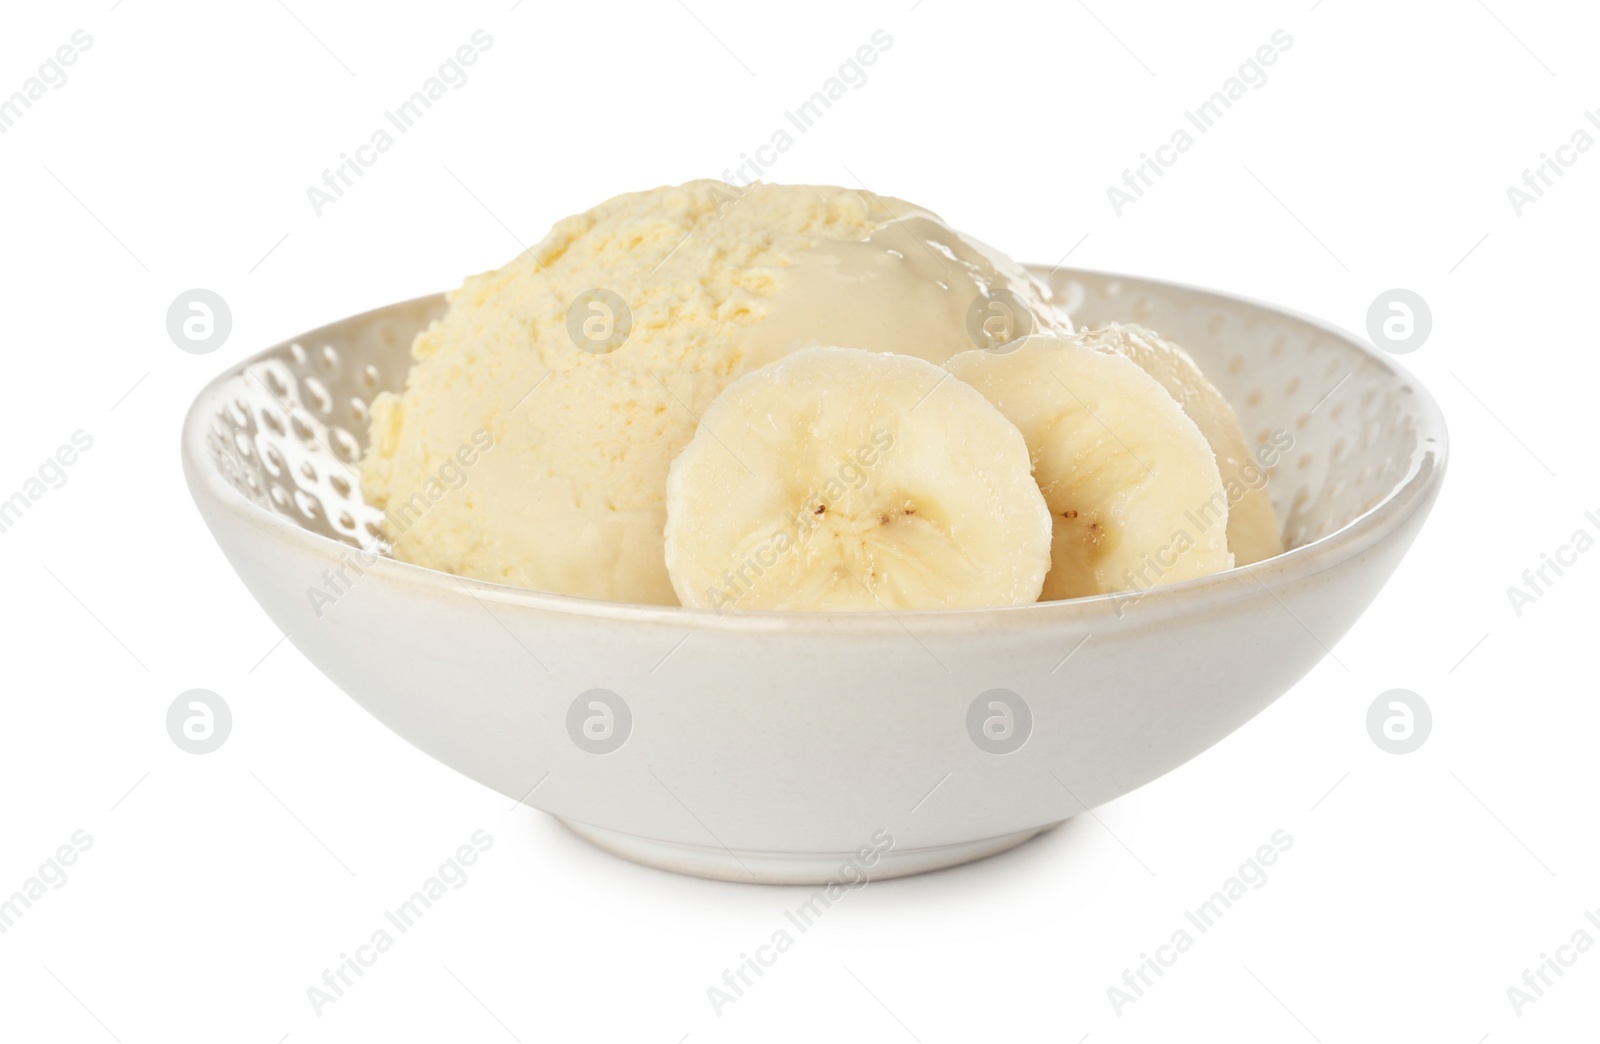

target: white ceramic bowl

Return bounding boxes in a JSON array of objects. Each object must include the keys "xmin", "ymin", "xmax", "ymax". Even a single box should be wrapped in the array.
[{"xmin": 181, "ymin": 267, "xmax": 1446, "ymax": 883}]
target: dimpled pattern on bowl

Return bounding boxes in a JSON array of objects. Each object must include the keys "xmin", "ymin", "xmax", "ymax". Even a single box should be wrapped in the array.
[{"xmin": 200, "ymin": 295, "xmax": 444, "ymax": 554}]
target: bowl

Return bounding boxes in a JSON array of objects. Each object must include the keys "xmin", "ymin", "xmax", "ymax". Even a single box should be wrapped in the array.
[{"xmin": 180, "ymin": 267, "xmax": 1447, "ymax": 883}]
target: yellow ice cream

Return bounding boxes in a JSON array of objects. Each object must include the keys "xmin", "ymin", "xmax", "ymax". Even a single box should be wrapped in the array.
[{"xmin": 360, "ymin": 180, "xmax": 1069, "ymax": 604}]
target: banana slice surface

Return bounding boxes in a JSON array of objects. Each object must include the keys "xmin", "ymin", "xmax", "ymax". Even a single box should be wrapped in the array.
[
  {"xmin": 664, "ymin": 346, "xmax": 1052, "ymax": 612},
  {"xmin": 946, "ymin": 336, "xmax": 1234, "ymax": 600},
  {"xmin": 1081, "ymin": 323, "xmax": 1285, "ymax": 565}
]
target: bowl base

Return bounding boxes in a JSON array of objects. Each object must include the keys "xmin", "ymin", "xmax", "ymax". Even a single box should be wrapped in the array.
[{"xmin": 554, "ymin": 817, "xmax": 1065, "ymax": 884}]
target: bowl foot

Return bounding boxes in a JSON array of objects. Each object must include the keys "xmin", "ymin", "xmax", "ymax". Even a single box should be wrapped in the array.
[{"xmin": 554, "ymin": 817, "xmax": 1065, "ymax": 884}]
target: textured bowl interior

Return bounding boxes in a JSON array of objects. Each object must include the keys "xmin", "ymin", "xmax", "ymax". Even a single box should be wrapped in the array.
[
  {"xmin": 198, "ymin": 268, "xmax": 1422, "ymax": 570},
  {"xmin": 201, "ymin": 295, "xmax": 443, "ymax": 555}
]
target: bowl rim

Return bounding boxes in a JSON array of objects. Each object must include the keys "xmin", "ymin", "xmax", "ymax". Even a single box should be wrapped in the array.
[{"xmin": 181, "ymin": 265, "xmax": 1448, "ymax": 635}]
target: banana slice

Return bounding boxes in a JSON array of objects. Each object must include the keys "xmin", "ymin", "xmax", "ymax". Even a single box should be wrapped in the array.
[
  {"xmin": 663, "ymin": 346, "xmax": 1052, "ymax": 612},
  {"xmin": 1079, "ymin": 323, "xmax": 1285, "ymax": 565},
  {"xmin": 946, "ymin": 336, "xmax": 1234, "ymax": 600}
]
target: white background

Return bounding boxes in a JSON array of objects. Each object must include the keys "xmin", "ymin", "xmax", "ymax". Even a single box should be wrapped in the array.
[{"xmin": 1, "ymin": 0, "xmax": 1595, "ymax": 1040}]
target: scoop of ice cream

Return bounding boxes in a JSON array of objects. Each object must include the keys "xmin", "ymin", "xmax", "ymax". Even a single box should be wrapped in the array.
[{"xmin": 360, "ymin": 181, "xmax": 1068, "ymax": 604}]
